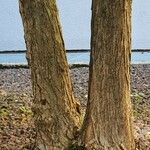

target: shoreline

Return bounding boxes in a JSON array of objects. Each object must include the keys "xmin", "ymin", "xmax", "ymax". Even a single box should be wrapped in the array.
[{"xmin": 0, "ymin": 62, "xmax": 150, "ymax": 69}]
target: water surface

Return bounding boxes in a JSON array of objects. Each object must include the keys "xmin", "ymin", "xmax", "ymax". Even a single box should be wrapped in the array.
[{"xmin": 0, "ymin": 52, "xmax": 149, "ymax": 65}]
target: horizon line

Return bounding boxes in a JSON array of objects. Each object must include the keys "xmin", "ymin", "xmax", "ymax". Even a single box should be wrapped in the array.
[{"xmin": 0, "ymin": 49, "xmax": 150, "ymax": 54}]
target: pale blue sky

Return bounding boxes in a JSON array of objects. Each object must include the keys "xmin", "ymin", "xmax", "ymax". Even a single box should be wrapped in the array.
[{"xmin": 0, "ymin": 0, "xmax": 150, "ymax": 50}]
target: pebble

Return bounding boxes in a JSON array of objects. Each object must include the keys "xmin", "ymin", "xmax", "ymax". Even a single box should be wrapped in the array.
[{"xmin": 0, "ymin": 89, "xmax": 7, "ymax": 96}]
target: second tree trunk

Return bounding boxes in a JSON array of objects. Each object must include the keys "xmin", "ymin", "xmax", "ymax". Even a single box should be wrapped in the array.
[{"xmin": 81, "ymin": 0, "xmax": 134, "ymax": 149}]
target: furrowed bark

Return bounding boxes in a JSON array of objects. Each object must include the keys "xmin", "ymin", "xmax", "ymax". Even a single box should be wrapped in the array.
[
  {"xmin": 19, "ymin": 0, "xmax": 81, "ymax": 149},
  {"xmin": 80, "ymin": 0, "xmax": 135, "ymax": 149}
]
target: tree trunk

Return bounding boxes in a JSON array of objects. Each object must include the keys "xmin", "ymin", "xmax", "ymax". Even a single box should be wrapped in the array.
[
  {"xmin": 81, "ymin": 0, "xmax": 135, "ymax": 149},
  {"xmin": 19, "ymin": 0, "xmax": 81, "ymax": 149}
]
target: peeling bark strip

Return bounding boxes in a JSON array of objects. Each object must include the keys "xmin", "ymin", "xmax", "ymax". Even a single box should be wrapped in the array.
[
  {"xmin": 19, "ymin": 0, "xmax": 81, "ymax": 149},
  {"xmin": 81, "ymin": 0, "xmax": 135, "ymax": 149}
]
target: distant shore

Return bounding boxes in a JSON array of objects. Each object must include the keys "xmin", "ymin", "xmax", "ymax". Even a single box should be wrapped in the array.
[{"xmin": 0, "ymin": 49, "xmax": 150, "ymax": 54}]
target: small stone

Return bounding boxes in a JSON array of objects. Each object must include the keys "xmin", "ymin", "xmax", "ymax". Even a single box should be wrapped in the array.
[
  {"xmin": 85, "ymin": 94, "xmax": 88, "ymax": 98},
  {"xmin": 0, "ymin": 89, "xmax": 7, "ymax": 96}
]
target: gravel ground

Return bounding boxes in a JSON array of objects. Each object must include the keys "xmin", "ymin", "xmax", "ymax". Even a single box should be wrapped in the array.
[
  {"xmin": 1, "ymin": 64, "xmax": 149, "ymax": 105},
  {"xmin": 0, "ymin": 64, "xmax": 150, "ymax": 149}
]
